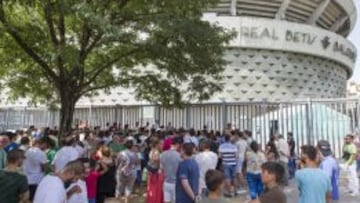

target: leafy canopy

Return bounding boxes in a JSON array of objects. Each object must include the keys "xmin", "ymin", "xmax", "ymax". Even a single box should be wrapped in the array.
[{"xmin": 0, "ymin": 0, "xmax": 234, "ymax": 107}]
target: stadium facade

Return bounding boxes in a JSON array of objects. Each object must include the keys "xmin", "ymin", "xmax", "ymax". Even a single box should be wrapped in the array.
[
  {"xmin": 76, "ymin": 0, "xmax": 358, "ymax": 106},
  {"xmin": 203, "ymin": 0, "xmax": 357, "ymax": 102}
]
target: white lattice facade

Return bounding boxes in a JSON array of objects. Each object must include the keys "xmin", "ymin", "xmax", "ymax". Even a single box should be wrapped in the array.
[{"xmin": 219, "ymin": 48, "xmax": 349, "ymax": 102}]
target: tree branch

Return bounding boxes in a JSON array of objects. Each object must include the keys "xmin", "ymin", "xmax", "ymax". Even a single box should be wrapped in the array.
[
  {"xmin": 80, "ymin": 84, "xmax": 114, "ymax": 96},
  {"xmin": 0, "ymin": 0, "xmax": 59, "ymax": 84},
  {"xmin": 57, "ymin": 0, "xmax": 65, "ymax": 45},
  {"xmin": 81, "ymin": 47, "xmax": 141, "ymax": 89},
  {"xmin": 44, "ymin": 1, "xmax": 59, "ymax": 46}
]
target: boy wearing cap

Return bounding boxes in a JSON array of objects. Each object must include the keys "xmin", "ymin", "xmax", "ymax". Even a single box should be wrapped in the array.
[{"xmin": 317, "ymin": 140, "xmax": 340, "ymax": 200}]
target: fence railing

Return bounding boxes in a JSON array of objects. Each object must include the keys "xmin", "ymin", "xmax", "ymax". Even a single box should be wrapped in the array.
[{"xmin": 1, "ymin": 98, "xmax": 359, "ymax": 157}]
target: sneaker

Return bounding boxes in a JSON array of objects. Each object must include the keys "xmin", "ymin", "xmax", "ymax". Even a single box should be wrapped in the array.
[
  {"xmin": 236, "ymin": 189, "xmax": 247, "ymax": 195},
  {"xmin": 350, "ymin": 193, "xmax": 359, "ymax": 197}
]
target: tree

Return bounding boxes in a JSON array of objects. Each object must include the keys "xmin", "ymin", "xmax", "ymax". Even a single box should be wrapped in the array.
[{"xmin": 0, "ymin": 0, "xmax": 234, "ymax": 137}]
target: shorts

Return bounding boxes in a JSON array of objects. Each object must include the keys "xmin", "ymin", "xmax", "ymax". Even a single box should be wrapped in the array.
[
  {"xmin": 237, "ymin": 158, "xmax": 244, "ymax": 173},
  {"xmin": 116, "ymin": 173, "xmax": 136, "ymax": 196},
  {"xmin": 223, "ymin": 164, "xmax": 237, "ymax": 181},
  {"xmin": 163, "ymin": 182, "xmax": 176, "ymax": 203}
]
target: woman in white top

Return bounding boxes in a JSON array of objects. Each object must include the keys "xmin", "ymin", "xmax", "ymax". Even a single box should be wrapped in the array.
[{"xmin": 245, "ymin": 141, "xmax": 266, "ymax": 200}]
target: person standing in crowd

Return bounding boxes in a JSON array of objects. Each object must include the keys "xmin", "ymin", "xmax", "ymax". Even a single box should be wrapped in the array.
[
  {"xmin": 342, "ymin": 134, "xmax": 359, "ymax": 196},
  {"xmin": 355, "ymin": 135, "xmax": 360, "ymax": 175},
  {"xmin": 246, "ymin": 141, "xmax": 266, "ymax": 200},
  {"xmin": 195, "ymin": 139, "xmax": 218, "ymax": 197},
  {"xmin": 0, "ymin": 149, "xmax": 29, "ymax": 203},
  {"xmin": 85, "ymin": 159, "xmax": 108, "ymax": 203},
  {"xmin": 33, "ymin": 160, "xmax": 85, "ymax": 203},
  {"xmin": 52, "ymin": 136, "xmax": 79, "ymax": 172},
  {"xmin": 265, "ymin": 136, "xmax": 279, "ymax": 162},
  {"xmin": 23, "ymin": 139, "xmax": 48, "ymax": 201},
  {"xmin": 275, "ymin": 134, "xmax": 289, "ymax": 186},
  {"xmin": 160, "ymin": 136, "xmax": 183, "ymax": 203},
  {"xmin": 249, "ymin": 162, "xmax": 287, "ymax": 203},
  {"xmin": 244, "ymin": 130, "xmax": 253, "ymax": 145},
  {"xmin": 175, "ymin": 143, "xmax": 200, "ymax": 203},
  {"xmin": 40, "ymin": 137, "xmax": 57, "ymax": 165},
  {"xmin": 0, "ymin": 135, "xmax": 8, "ymax": 169},
  {"xmin": 116, "ymin": 139, "xmax": 138, "ymax": 203},
  {"xmin": 296, "ymin": 145, "xmax": 332, "ymax": 203},
  {"xmin": 287, "ymin": 132, "xmax": 296, "ymax": 179},
  {"xmin": 97, "ymin": 146, "xmax": 117, "ymax": 203},
  {"xmin": 19, "ymin": 136, "xmax": 30, "ymax": 152},
  {"xmin": 4, "ymin": 132, "xmax": 19, "ymax": 152},
  {"xmin": 198, "ymin": 169, "xmax": 229, "ymax": 203},
  {"xmin": 67, "ymin": 158, "xmax": 89, "ymax": 203},
  {"xmin": 146, "ymin": 137, "xmax": 164, "ymax": 203},
  {"xmin": 218, "ymin": 134, "xmax": 238, "ymax": 197},
  {"xmin": 318, "ymin": 140, "xmax": 340, "ymax": 200},
  {"xmin": 109, "ymin": 133, "xmax": 126, "ymax": 154},
  {"xmin": 235, "ymin": 132, "xmax": 248, "ymax": 195}
]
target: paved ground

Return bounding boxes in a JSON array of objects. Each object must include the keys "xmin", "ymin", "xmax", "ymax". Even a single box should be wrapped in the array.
[
  {"xmin": 133, "ymin": 171, "xmax": 360, "ymax": 203},
  {"xmin": 227, "ymin": 171, "xmax": 360, "ymax": 203}
]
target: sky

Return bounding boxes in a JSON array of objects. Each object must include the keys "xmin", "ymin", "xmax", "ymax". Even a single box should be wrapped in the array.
[{"xmin": 348, "ymin": 0, "xmax": 360, "ymax": 81}]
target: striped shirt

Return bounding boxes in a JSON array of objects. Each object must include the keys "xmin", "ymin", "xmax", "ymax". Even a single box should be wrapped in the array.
[{"xmin": 219, "ymin": 142, "xmax": 238, "ymax": 166}]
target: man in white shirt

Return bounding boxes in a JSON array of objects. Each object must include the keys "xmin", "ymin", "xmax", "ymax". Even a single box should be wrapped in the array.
[
  {"xmin": 235, "ymin": 132, "xmax": 248, "ymax": 194},
  {"xmin": 275, "ymin": 134, "xmax": 290, "ymax": 186},
  {"xmin": 52, "ymin": 137, "xmax": 79, "ymax": 172},
  {"xmin": 195, "ymin": 140, "xmax": 218, "ymax": 197},
  {"xmin": 23, "ymin": 139, "xmax": 48, "ymax": 201},
  {"xmin": 34, "ymin": 160, "xmax": 85, "ymax": 203}
]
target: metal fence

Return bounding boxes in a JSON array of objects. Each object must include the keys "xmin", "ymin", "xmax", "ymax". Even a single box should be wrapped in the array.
[{"xmin": 0, "ymin": 98, "xmax": 359, "ymax": 157}]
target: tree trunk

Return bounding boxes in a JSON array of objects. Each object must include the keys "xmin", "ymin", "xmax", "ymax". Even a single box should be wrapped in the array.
[{"xmin": 58, "ymin": 90, "xmax": 78, "ymax": 140}]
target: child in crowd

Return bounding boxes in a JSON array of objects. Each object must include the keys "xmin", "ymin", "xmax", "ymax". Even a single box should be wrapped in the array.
[
  {"xmin": 199, "ymin": 169, "xmax": 229, "ymax": 203},
  {"xmin": 249, "ymin": 162, "xmax": 287, "ymax": 203},
  {"xmin": 85, "ymin": 159, "xmax": 109, "ymax": 203},
  {"xmin": 134, "ymin": 144, "xmax": 143, "ymax": 193}
]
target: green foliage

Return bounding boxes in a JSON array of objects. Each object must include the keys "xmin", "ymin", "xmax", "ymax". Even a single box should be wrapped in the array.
[{"xmin": 0, "ymin": 0, "xmax": 234, "ymax": 108}]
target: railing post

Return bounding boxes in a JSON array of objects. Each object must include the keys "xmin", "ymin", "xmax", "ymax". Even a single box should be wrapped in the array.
[
  {"xmin": 186, "ymin": 104, "xmax": 191, "ymax": 129},
  {"xmin": 305, "ymin": 98, "xmax": 313, "ymax": 145},
  {"xmin": 222, "ymin": 101, "xmax": 227, "ymax": 131}
]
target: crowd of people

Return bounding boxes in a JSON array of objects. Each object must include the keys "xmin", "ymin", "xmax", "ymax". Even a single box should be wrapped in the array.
[{"xmin": 0, "ymin": 122, "xmax": 359, "ymax": 203}]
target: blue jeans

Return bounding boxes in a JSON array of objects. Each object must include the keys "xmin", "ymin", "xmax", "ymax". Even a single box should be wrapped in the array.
[
  {"xmin": 89, "ymin": 198, "xmax": 96, "ymax": 203},
  {"xmin": 136, "ymin": 169, "xmax": 142, "ymax": 186},
  {"xmin": 223, "ymin": 165, "xmax": 237, "ymax": 181},
  {"xmin": 246, "ymin": 172, "xmax": 263, "ymax": 200},
  {"xmin": 288, "ymin": 157, "xmax": 296, "ymax": 179}
]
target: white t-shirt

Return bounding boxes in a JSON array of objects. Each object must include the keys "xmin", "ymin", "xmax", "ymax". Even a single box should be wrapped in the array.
[
  {"xmin": 195, "ymin": 150, "xmax": 218, "ymax": 190},
  {"xmin": 236, "ymin": 139, "xmax": 248, "ymax": 160},
  {"xmin": 276, "ymin": 138, "xmax": 290, "ymax": 163},
  {"xmin": 33, "ymin": 175, "xmax": 66, "ymax": 203},
  {"xmin": 52, "ymin": 146, "xmax": 79, "ymax": 172},
  {"xmin": 74, "ymin": 144, "xmax": 86, "ymax": 158},
  {"xmin": 67, "ymin": 179, "xmax": 88, "ymax": 203},
  {"xmin": 23, "ymin": 147, "xmax": 47, "ymax": 185}
]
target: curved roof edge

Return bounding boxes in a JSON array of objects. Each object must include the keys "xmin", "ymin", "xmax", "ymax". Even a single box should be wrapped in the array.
[{"xmin": 335, "ymin": 0, "xmax": 357, "ymax": 35}]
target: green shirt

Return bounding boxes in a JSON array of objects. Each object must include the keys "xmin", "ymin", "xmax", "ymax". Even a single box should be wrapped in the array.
[
  {"xmin": 109, "ymin": 142, "xmax": 126, "ymax": 153},
  {"xmin": 0, "ymin": 170, "xmax": 28, "ymax": 203},
  {"xmin": 344, "ymin": 143, "xmax": 357, "ymax": 165},
  {"xmin": 46, "ymin": 149, "xmax": 57, "ymax": 164}
]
